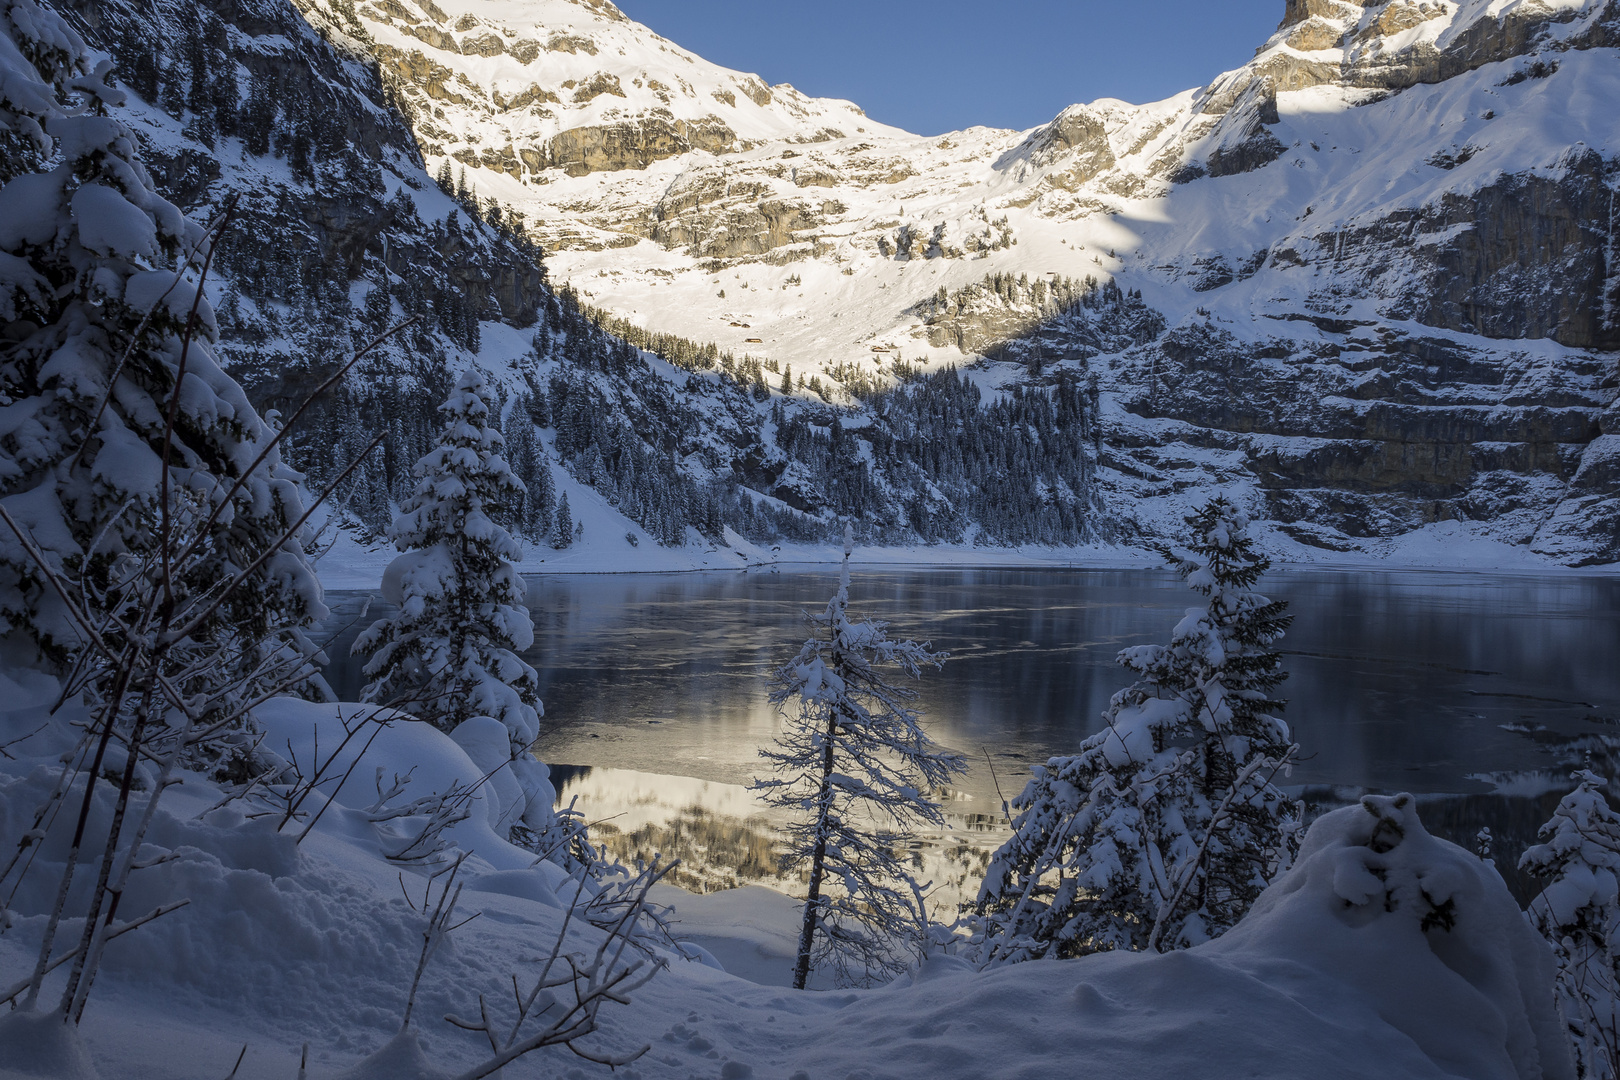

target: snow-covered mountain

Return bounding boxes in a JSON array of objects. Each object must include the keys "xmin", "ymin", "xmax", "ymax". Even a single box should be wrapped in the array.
[
  {"xmin": 36, "ymin": 0, "xmax": 1106, "ymax": 570},
  {"xmin": 42, "ymin": 0, "xmax": 1620, "ymax": 565},
  {"xmin": 358, "ymin": 0, "xmax": 1620, "ymax": 563}
]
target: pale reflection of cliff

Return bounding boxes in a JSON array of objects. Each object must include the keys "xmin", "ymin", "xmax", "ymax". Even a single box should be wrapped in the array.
[{"xmin": 553, "ymin": 766, "xmax": 1002, "ymax": 917}]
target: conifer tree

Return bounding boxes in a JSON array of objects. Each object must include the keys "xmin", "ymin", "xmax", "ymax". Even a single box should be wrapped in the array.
[
  {"xmin": 354, "ymin": 370, "xmax": 540, "ymax": 748},
  {"xmin": 239, "ymin": 70, "xmax": 274, "ymax": 156},
  {"xmin": 755, "ymin": 525, "xmax": 966, "ymax": 988},
  {"xmin": 550, "ymin": 490, "xmax": 572, "ymax": 549},
  {"xmin": 0, "ymin": 0, "xmax": 324, "ymax": 686},
  {"xmin": 353, "ymin": 369, "xmax": 571, "ymax": 853},
  {"xmin": 502, "ymin": 397, "xmax": 551, "ymax": 539},
  {"xmin": 1522, "ymin": 770, "xmax": 1620, "ymax": 1079},
  {"xmin": 971, "ymin": 496, "xmax": 1298, "ymax": 963},
  {"xmin": 0, "ymin": 0, "xmax": 338, "ymax": 1029},
  {"xmin": 532, "ymin": 454, "xmax": 556, "ymax": 533}
]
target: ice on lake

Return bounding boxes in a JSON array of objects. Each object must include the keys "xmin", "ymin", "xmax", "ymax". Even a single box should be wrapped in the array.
[{"xmin": 321, "ymin": 567, "xmax": 1620, "ymax": 905}]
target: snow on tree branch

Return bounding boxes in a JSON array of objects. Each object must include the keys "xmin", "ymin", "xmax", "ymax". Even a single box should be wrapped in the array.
[
  {"xmin": 754, "ymin": 524, "xmax": 966, "ymax": 988},
  {"xmin": 970, "ymin": 495, "xmax": 1300, "ymax": 963}
]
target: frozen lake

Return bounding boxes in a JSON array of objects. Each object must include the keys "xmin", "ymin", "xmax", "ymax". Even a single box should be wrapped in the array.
[{"xmin": 319, "ymin": 567, "xmax": 1620, "ymax": 906}]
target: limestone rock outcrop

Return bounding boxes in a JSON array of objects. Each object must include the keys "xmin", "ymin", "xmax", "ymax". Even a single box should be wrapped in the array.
[{"xmin": 87, "ymin": 0, "xmax": 1619, "ymax": 563}]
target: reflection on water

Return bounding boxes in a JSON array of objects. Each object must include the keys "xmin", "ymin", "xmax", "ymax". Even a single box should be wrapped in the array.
[
  {"xmin": 549, "ymin": 768, "xmax": 777, "ymax": 894},
  {"xmin": 550, "ymin": 766, "xmax": 998, "ymax": 917},
  {"xmin": 318, "ymin": 567, "xmax": 1620, "ymax": 907}
]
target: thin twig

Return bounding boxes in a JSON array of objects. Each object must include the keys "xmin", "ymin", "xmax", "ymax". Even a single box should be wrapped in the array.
[
  {"xmin": 167, "ymin": 434, "xmax": 386, "ymax": 646},
  {"xmin": 0, "ymin": 899, "xmax": 189, "ymax": 1007}
]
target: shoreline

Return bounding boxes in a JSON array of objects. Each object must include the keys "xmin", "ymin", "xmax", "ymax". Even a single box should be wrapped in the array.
[{"xmin": 314, "ymin": 527, "xmax": 1620, "ymax": 591}]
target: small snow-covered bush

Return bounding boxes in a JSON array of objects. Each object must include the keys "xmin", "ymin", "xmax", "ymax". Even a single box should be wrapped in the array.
[
  {"xmin": 1521, "ymin": 770, "xmax": 1620, "ymax": 1079},
  {"xmin": 1206, "ymin": 793, "xmax": 1575, "ymax": 1080},
  {"xmin": 970, "ymin": 496, "xmax": 1299, "ymax": 962}
]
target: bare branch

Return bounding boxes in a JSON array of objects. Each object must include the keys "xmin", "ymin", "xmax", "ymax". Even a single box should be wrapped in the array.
[{"xmin": 0, "ymin": 899, "xmax": 189, "ymax": 1007}]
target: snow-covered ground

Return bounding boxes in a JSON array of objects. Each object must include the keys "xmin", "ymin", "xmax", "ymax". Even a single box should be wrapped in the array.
[
  {"xmin": 0, "ymin": 678, "xmax": 1579, "ymax": 1079},
  {"xmin": 313, "ymin": 511, "xmax": 1619, "ymax": 592}
]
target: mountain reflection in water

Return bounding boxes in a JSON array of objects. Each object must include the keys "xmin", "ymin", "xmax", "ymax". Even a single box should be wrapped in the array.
[
  {"xmin": 548, "ymin": 766, "xmax": 997, "ymax": 916},
  {"xmin": 318, "ymin": 567, "xmax": 1620, "ymax": 908}
]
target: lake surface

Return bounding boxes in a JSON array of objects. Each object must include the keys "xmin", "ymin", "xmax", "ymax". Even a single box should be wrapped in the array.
[{"xmin": 319, "ymin": 567, "xmax": 1620, "ymax": 906}]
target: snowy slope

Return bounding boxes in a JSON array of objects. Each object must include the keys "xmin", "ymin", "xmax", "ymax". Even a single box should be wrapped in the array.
[
  {"xmin": 0, "ymin": 680, "xmax": 1578, "ymax": 1079},
  {"xmin": 359, "ymin": 0, "xmax": 1620, "ymax": 564}
]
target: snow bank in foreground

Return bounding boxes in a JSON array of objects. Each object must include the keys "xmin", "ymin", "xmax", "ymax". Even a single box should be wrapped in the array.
[
  {"xmin": 711, "ymin": 795, "xmax": 1571, "ymax": 1080},
  {"xmin": 0, "ymin": 680, "xmax": 1570, "ymax": 1079}
]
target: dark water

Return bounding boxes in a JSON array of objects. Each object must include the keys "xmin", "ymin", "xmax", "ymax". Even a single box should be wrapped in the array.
[{"xmin": 319, "ymin": 567, "xmax": 1620, "ymax": 904}]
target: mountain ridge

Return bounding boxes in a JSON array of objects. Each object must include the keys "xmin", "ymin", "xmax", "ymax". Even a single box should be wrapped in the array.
[
  {"xmin": 348, "ymin": 0, "xmax": 1620, "ymax": 563},
  {"xmin": 35, "ymin": 0, "xmax": 1620, "ymax": 566}
]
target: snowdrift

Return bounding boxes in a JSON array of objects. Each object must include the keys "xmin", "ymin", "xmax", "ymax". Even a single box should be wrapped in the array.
[{"xmin": 0, "ymin": 684, "xmax": 1571, "ymax": 1079}]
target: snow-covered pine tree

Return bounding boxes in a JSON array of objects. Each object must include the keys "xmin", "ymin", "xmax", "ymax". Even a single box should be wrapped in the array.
[
  {"xmin": 502, "ymin": 396, "xmax": 551, "ymax": 540},
  {"xmin": 1521, "ymin": 770, "xmax": 1620, "ymax": 1079},
  {"xmin": 352, "ymin": 370, "xmax": 560, "ymax": 846},
  {"xmin": 0, "ymin": 0, "xmax": 324, "ymax": 693},
  {"xmin": 970, "ymin": 495, "xmax": 1299, "ymax": 963},
  {"xmin": 551, "ymin": 490, "xmax": 572, "ymax": 549},
  {"xmin": 754, "ymin": 525, "xmax": 966, "ymax": 989},
  {"xmin": 0, "ymin": 2, "xmax": 342, "ymax": 1028}
]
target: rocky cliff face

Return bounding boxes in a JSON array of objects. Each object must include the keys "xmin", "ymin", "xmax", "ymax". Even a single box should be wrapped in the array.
[
  {"xmin": 58, "ymin": 0, "xmax": 1620, "ymax": 564},
  {"xmin": 346, "ymin": 0, "xmax": 1620, "ymax": 564},
  {"xmin": 1101, "ymin": 0, "xmax": 1620, "ymax": 563},
  {"xmin": 54, "ymin": 0, "xmax": 563, "ymax": 523},
  {"xmin": 53, "ymin": 0, "xmax": 1112, "ymax": 554},
  {"xmin": 67, "ymin": 0, "xmax": 551, "ymax": 346}
]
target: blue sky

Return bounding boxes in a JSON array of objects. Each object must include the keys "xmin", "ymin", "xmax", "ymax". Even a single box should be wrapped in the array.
[{"xmin": 613, "ymin": 0, "xmax": 1285, "ymax": 136}]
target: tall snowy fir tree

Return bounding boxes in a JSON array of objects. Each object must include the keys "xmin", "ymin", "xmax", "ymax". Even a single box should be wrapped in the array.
[
  {"xmin": 353, "ymin": 370, "xmax": 559, "ymax": 845},
  {"xmin": 550, "ymin": 489, "xmax": 572, "ymax": 549},
  {"xmin": 971, "ymin": 496, "xmax": 1299, "ymax": 963},
  {"xmin": 501, "ymin": 394, "xmax": 552, "ymax": 540},
  {"xmin": 0, "ymin": 0, "xmax": 324, "ymax": 699},
  {"xmin": 1521, "ymin": 770, "xmax": 1620, "ymax": 1079},
  {"xmin": 754, "ymin": 525, "xmax": 966, "ymax": 989},
  {"xmin": 0, "ymin": 0, "xmax": 333, "ymax": 1032}
]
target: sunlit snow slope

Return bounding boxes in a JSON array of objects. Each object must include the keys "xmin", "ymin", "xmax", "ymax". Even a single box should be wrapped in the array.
[{"xmin": 357, "ymin": 0, "xmax": 1620, "ymax": 562}]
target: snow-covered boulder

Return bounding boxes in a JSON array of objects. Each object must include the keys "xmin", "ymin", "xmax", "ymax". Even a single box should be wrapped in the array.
[
  {"xmin": 508, "ymin": 751, "xmax": 557, "ymax": 834},
  {"xmin": 1208, "ymin": 793, "xmax": 1573, "ymax": 1080},
  {"xmin": 771, "ymin": 794, "xmax": 1573, "ymax": 1080},
  {"xmin": 255, "ymin": 698, "xmax": 542, "ymax": 875},
  {"xmin": 448, "ymin": 715, "xmax": 526, "ymax": 833},
  {"xmin": 0, "ymin": 1008, "xmax": 98, "ymax": 1080}
]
